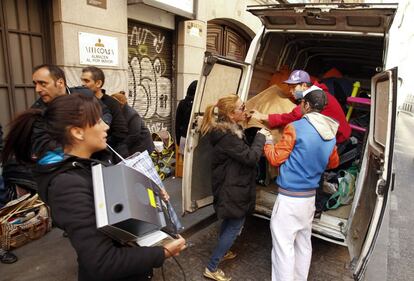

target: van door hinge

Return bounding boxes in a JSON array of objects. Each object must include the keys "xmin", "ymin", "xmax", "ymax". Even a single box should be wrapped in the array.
[
  {"xmin": 203, "ymin": 52, "xmax": 217, "ymax": 76},
  {"xmin": 377, "ymin": 179, "xmax": 387, "ymax": 195}
]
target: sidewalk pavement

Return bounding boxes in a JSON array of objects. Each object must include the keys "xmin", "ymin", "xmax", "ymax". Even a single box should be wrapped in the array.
[{"xmin": 1, "ymin": 177, "xmax": 215, "ymax": 281}]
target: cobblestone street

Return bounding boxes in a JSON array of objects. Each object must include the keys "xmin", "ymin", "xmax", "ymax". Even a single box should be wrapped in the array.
[{"xmin": 154, "ymin": 216, "xmax": 353, "ymax": 281}]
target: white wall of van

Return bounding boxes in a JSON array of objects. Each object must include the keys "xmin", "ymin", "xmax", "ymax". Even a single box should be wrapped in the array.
[
  {"xmin": 385, "ymin": 0, "xmax": 414, "ymax": 108},
  {"xmin": 365, "ymin": 1, "xmax": 414, "ymax": 279}
]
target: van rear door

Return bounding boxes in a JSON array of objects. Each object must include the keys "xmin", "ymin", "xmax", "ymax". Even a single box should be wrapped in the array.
[
  {"xmin": 247, "ymin": 3, "xmax": 397, "ymax": 35},
  {"xmin": 346, "ymin": 68, "xmax": 397, "ymax": 280},
  {"xmin": 182, "ymin": 53, "xmax": 252, "ymax": 213}
]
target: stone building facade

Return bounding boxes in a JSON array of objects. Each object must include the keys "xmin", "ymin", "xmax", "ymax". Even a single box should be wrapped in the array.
[{"xmin": 0, "ymin": 0, "xmax": 266, "ymax": 133}]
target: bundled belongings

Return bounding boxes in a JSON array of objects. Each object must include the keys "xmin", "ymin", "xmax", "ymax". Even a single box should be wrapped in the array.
[
  {"xmin": 244, "ymin": 84, "xmax": 296, "ymax": 181},
  {"xmin": 244, "ymin": 84, "xmax": 296, "ymax": 143},
  {"xmin": 151, "ymin": 130, "xmax": 175, "ymax": 180},
  {"xmin": 326, "ymin": 165, "xmax": 359, "ymax": 210},
  {"xmin": 0, "ymin": 193, "xmax": 51, "ymax": 250}
]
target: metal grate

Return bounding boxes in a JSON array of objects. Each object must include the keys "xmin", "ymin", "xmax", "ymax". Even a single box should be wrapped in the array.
[{"xmin": 0, "ymin": 0, "xmax": 50, "ymax": 129}]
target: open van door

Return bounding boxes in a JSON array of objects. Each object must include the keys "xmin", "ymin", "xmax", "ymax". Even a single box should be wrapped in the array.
[
  {"xmin": 247, "ymin": 3, "xmax": 397, "ymax": 34},
  {"xmin": 346, "ymin": 68, "xmax": 397, "ymax": 280},
  {"xmin": 182, "ymin": 53, "xmax": 252, "ymax": 213}
]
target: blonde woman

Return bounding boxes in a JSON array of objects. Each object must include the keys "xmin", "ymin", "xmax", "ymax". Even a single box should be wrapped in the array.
[{"xmin": 201, "ymin": 95, "xmax": 267, "ymax": 281}]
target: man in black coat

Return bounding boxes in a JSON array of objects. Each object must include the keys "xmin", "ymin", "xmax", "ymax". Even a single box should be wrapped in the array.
[
  {"xmin": 81, "ymin": 66, "xmax": 129, "ymax": 161},
  {"xmin": 175, "ymin": 80, "xmax": 197, "ymax": 146},
  {"xmin": 111, "ymin": 92, "xmax": 155, "ymax": 154},
  {"xmin": 3, "ymin": 64, "xmax": 112, "ymax": 197},
  {"xmin": 2, "ymin": 64, "xmax": 70, "ymax": 198},
  {"xmin": 31, "ymin": 65, "xmax": 112, "ymax": 155}
]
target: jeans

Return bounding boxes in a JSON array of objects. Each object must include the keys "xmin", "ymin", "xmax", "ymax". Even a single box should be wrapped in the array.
[{"xmin": 207, "ymin": 217, "xmax": 245, "ymax": 271}]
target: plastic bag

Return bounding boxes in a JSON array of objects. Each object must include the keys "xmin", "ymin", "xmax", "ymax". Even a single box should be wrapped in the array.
[{"xmin": 326, "ymin": 166, "xmax": 358, "ymax": 210}]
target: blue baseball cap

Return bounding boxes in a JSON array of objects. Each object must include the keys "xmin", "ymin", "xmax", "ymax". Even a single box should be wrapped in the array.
[{"xmin": 284, "ymin": 70, "xmax": 311, "ymax": 84}]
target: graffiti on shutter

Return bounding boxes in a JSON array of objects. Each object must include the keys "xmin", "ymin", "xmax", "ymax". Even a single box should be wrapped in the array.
[{"xmin": 127, "ymin": 20, "xmax": 173, "ymax": 133}]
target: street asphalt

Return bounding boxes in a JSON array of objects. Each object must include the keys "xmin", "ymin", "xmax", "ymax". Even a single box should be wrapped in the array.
[{"xmin": 0, "ymin": 177, "xmax": 215, "ymax": 281}]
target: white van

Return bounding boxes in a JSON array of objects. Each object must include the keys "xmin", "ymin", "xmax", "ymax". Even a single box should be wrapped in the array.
[{"xmin": 182, "ymin": 2, "xmax": 414, "ymax": 280}]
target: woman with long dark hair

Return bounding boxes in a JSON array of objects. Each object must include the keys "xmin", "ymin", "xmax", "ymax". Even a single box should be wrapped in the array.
[{"xmin": 2, "ymin": 93, "xmax": 186, "ymax": 281}]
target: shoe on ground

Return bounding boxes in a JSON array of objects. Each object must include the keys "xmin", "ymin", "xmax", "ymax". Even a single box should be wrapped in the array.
[
  {"xmin": 204, "ymin": 267, "xmax": 232, "ymax": 281},
  {"xmin": 0, "ymin": 250, "xmax": 18, "ymax": 264},
  {"xmin": 222, "ymin": 250, "xmax": 237, "ymax": 261}
]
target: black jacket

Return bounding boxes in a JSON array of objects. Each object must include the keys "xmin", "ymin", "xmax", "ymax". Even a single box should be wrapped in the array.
[
  {"xmin": 100, "ymin": 93, "xmax": 129, "ymax": 158},
  {"xmin": 122, "ymin": 104, "xmax": 155, "ymax": 154},
  {"xmin": 69, "ymin": 86, "xmax": 112, "ymax": 125},
  {"xmin": 33, "ymin": 156, "xmax": 165, "ymax": 281},
  {"xmin": 208, "ymin": 123, "xmax": 265, "ymax": 219},
  {"xmin": 175, "ymin": 96, "xmax": 193, "ymax": 145}
]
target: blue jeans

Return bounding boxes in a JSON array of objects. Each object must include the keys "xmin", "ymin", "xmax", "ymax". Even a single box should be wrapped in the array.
[{"xmin": 207, "ymin": 217, "xmax": 245, "ymax": 271}]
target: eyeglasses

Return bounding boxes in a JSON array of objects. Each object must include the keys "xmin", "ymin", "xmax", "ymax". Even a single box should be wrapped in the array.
[{"xmin": 236, "ymin": 103, "xmax": 245, "ymax": 112}]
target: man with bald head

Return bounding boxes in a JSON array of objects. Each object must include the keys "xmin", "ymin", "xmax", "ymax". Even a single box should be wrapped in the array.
[{"xmin": 32, "ymin": 64, "xmax": 67, "ymax": 107}]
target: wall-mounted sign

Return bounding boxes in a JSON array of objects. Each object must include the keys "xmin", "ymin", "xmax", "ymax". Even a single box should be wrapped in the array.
[
  {"xmin": 79, "ymin": 32, "xmax": 118, "ymax": 66},
  {"xmin": 87, "ymin": 0, "xmax": 107, "ymax": 9},
  {"xmin": 186, "ymin": 21, "xmax": 203, "ymax": 37}
]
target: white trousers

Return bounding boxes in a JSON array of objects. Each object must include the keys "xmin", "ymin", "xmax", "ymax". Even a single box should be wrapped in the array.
[{"xmin": 270, "ymin": 194, "xmax": 315, "ymax": 281}]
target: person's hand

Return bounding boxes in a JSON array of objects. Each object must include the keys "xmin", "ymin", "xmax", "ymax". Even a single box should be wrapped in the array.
[
  {"xmin": 258, "ymin": 128, "xmax": 273, "ymax": 142},
  {"xmin": 258, "ymin": 128, "xmax": 271, "ymax": 137},
  {"xmin": 159, "ymin": 188, "xmax": 170, "ymax": 202},
  {"xmin": 163, "ymin": 235, "xmax": 187, "ymax": 258},
  {"xmin": 251, "ymin": 110, "xmax": 268, "ymax": 122}
]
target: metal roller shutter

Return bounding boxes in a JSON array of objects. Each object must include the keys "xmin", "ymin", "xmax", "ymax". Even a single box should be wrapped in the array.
[{"xmin": 127, "ymin": 20, "xmax": 174, "ymax": 134}]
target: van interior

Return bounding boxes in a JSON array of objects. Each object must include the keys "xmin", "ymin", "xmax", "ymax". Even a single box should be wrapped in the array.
[
  {"xmin": 188, "ymin": 29, "xmax": 381, "ymax": 234},
  {"xmin": 249, "ymin": 30, "xmax": 384, "ymax": 248}
]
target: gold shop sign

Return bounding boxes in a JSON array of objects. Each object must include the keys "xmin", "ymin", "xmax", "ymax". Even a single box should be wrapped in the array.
[{"xmin": 79, "ymin": 32, "xmax": 118, "ymax": 66}]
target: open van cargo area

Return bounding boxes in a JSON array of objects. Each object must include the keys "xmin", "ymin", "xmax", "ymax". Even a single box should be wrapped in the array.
[{"xmin": 250, "ymin": 31, "xmax": 385, "ymax": 246}]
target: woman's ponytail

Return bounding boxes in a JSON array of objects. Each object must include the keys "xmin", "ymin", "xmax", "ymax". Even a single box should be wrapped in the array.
[
  {"xmin": 2, "ymin": 109, "xmax": 43, "ymax": 164},
  {"xmin": 200, "ymin": 104, "xmax": 217, "ymax": 136},
  {"xmin": 200, "ymin": 94, "xmax": 241, "ymax": 136}
]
